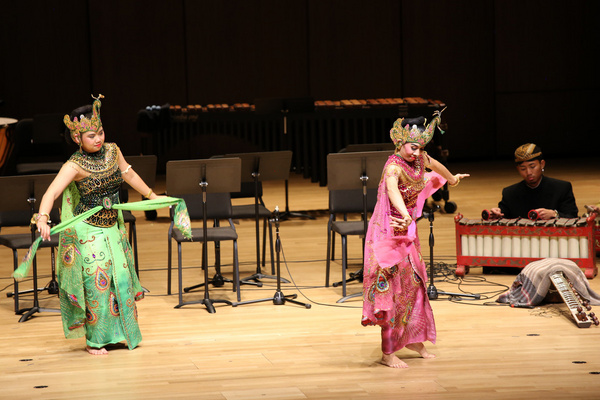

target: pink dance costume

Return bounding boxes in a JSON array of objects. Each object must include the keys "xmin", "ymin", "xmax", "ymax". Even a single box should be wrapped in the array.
[{"xmin": 361, "ymin": 152, "xmax": 445, "ymax": 354}]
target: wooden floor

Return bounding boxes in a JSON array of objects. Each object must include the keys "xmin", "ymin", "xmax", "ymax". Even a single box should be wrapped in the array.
[{"xmin": 1, "ymin": 156, "xmax": 600, "ymax": 400}]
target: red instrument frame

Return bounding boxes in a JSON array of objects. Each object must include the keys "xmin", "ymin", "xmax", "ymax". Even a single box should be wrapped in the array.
[
  {"xmin": 454, "ymin": 213, "xmax": 598, "ymax": 279},
  {"xmin": 595, "ymin": 224, "xmax": 600, "ymax": 255}
]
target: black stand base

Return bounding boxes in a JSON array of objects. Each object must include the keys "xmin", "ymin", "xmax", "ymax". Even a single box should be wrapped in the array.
[
  {"xmin": 174, "ymin": 298, "xmax": 233, "ymax": 314},
  {"xmin": 186, "ymin": 272, "xmax": 261, "ymax": 292},
  {"xmin": 235, "ymin": 207, "xmax": 311, "ymax": 309},
  {"xmin": 332, "ymin": 268, "xmax": 363, "ymax": 287},
  {"xmin": 280, "ymin": 211, "xmax": 315, "ymax": 221},
  {"xmin": 241, "ymin": 272, "xmax": 289, "ymax": 285},
  {"xmin": 234, "ymin": 291, "xmax": 311, "ymax": 308},
  {"xmin": 336, "ymin": 291, "xmax": 361, "ymax": 303},
  {"xmin": 7, "ymin": 284, "xmax": 56, "ymax": 298},
  {"xmin": 279, "ymin": 180, "xmax": 315, "ymax": 221},
  {"xmin": 427, "ymin": 285, "xmax": 480, "ymax": 301},
  {"xmin": 17, "ymin": 306, "xmax": 60, "ymax": 323},
  {"xmin": 333, "ymin": 268, "xmax": 363, "ymax": 303}
]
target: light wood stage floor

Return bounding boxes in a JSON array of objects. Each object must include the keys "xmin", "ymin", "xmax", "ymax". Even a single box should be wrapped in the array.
[{"xmin": 1, "ymin": 157, "xmax": 599, "ymax": 400}]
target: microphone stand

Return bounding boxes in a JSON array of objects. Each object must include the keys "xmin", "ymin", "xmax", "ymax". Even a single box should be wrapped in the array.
[
  {"xmin": 235, "ymin": 206, "xmax": 311, "ymax": 309},
  {"xmin": 424, "ymin": 205, "xmax": 480, "ymax": 300}
]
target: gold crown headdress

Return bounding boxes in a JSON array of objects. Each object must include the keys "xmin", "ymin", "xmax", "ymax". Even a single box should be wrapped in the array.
[
  {"xmin": 390, "ymin": 107, "xmax": 446, "ymax": 148},
  {"xmin": 63, "ymin": 94, "xmax": 104, "ymax": 142},
  {"xmin": 514, "ymin": 143, "xmax": 542, "ymax": 163}
]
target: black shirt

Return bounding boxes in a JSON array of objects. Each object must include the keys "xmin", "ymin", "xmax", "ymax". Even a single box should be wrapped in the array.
[{"xmin": 498, "ymin": 176, "xmax": 578, "ymax": 219}]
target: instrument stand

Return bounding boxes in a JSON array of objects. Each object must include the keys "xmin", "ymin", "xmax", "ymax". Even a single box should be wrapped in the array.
[
  {"xmin": 234, "ymin": 207, "xmax": 311, "ymax": 309},
  {"xmin": 424, "ymin": 205, "xmax": 480, "ymax": 300},
  {"xmin": 238, "ymin": 170, "xmax": 279, "ymax": 283},
  {"xmin": 225, "ymin": 151, "xmax": 293, "ymax": 284},
  {"xmin": 168, "ymin": 159, "xmax": 242, "ymax": 313},
  {"xmin": 180, "ymin": 180, "xmax": 232, "ymax": 313}
]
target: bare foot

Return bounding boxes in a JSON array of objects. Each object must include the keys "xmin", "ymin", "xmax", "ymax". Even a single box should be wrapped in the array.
[
  {"xmin": 381, "ymin": 353, "xmax": 409, "ymax": 368},
  {"xmin": 406, "ymin": 342, "xmax": 436, "ymax": 359},
  {"xmin": 86, "ymin": 346, "xmax": 108, "ymax": 355}
]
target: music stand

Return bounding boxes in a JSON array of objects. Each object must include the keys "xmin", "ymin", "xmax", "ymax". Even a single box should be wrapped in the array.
[
  {"xmin": 0, "ymin": 174, "xmax": 60, "ymax": 322},
  {"xmin": 327, "ymin": 151, "xmax": 389, "ymax": 303},
  {"xmin": 225, "ymin": 151, "xmax": 292, "ymax": 284},
  {"xmin": 166, "ymin": 158, "xmax": 241, "ymax": 313}
]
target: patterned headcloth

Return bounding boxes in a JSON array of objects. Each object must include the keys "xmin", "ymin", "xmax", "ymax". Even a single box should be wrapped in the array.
[
  {"xmin": 63, "ymin": 94, "xmax": 104, "ymax": 143},
  {"xmin": 514, "ymin": 143, "xmax": 543, "ymax": 163},
  {"xmin": 390, "ymin": 108, "xmax": 445, "ymax": 148}
]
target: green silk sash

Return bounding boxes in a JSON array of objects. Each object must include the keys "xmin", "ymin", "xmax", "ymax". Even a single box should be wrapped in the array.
[{"xmin": 12, "ymin": 196, "xmax": 191, "ymax": 280}]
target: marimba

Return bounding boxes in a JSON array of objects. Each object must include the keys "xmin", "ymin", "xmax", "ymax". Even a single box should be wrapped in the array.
[{"xmin": 454, "ymin": 213, "xmax": 598, "ymax": 278}]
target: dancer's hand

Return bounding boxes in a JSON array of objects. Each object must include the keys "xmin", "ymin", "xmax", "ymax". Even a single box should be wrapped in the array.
[
  {"xmin": 390, "ymin": 215, "xmax": 412, "ymax": 230},
  {"xmin": 37, "ymin": 220, "xmax": 51, "ymax": 241}
]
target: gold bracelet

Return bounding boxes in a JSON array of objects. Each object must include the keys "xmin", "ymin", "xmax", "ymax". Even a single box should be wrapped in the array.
[
  {"xmin": 144, "ymin": 189, "xmax": 154, "ymax": 199},
  {"xmin": 449, "ymin": 177, "xmax": 460, "ymax": 187},
  {"xmin": 31, "ymin": 212, "xmax": 51, "ymax": 225}
]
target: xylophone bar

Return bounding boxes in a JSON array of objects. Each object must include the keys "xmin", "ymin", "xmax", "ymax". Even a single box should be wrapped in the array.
[{"xmin": 454, "ymin": 213, "xmax": 598, "ymax": 278}]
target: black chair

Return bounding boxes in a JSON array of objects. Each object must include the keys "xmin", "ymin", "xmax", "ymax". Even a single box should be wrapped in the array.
[
  {"xmin": 0, "ymin": 209, "xmax": 60, "ymax": 316},
  {"xmin": 120, "ymin": 155, "xmax": 158, "ymax": 277},
  {"xmin": 325, "ymin": 188, "xmax": 377, "ymax": 298},
  {"xmin": 167, "ymin": 192, "xmax": 242, "ymax": 305}
]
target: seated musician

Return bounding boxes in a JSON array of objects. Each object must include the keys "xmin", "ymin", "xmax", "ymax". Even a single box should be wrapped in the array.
[{"xmin": 489, "ymin": 143, "xmax": 578, "ymax": 220}]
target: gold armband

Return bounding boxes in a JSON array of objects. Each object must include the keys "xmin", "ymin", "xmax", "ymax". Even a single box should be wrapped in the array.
[
  {"xmin": 449, "ymin": 177, "xmax": 460, "ymax": 187},
  {"xmin": 31, "ymin": 212, "xmax": 51, "ymax": 225}
]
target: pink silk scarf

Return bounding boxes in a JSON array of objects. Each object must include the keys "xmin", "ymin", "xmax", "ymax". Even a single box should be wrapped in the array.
[{"xmin": 361, "ymin": 153, "xmax": 446, "ymax": 354}]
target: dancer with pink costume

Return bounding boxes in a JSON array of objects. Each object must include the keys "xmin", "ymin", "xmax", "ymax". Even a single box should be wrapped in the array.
[{"xmin": 361, "ymin": 110, "xmax": 469, "ymax": 368}]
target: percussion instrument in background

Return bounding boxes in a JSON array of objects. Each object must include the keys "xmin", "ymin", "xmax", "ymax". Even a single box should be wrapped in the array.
[{"xmin": 454, "ymin": 212, "xmax": 598, "ymax": 278}]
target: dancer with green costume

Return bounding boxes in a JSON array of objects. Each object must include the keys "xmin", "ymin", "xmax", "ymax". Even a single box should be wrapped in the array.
[{"xmin": 13, "ymin": 95, "xmax": 191, "ymax": 355}]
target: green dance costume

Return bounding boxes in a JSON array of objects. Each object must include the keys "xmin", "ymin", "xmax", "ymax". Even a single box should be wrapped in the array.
[{"xmin": 14, "ymin": 142, "xmax": 191, "ymax": 350}]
